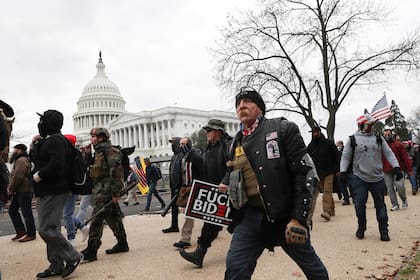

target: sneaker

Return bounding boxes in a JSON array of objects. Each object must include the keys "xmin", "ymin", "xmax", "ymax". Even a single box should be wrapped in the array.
[
  {"xmin": 81, "ymin": 225, "xmax": 90, "ymax": 242},
  {"xmin": 69, "ymin": 238, "xmax": 77, "ymax": 248},
  {"xmin": 173, "ymin": 241, "xmax": 191, "ymax": 249},
  {"xmin": 402, "ymin": 201, "xmax": 408, "ymax": 209},
  {"xmin": 61, "ymin": 255, "xmax": 82, "ymax": 278},
  {"xmin": 390, "ymin": 205, "xmax": 400, "ymax": 211},
  {"xmin": 133, "ymin": 202, "xmax": 139, "ymax": 205}
]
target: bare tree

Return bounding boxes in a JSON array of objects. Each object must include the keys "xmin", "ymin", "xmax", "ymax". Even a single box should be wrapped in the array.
[{"xmin": 214, "ymin": 0, "xmax": 420, "ymax": 139}]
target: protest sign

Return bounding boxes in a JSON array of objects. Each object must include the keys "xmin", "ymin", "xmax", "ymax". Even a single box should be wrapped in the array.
[{"xmin": 185, "ymin": 179, "xmax": 232, "ymax": 226}]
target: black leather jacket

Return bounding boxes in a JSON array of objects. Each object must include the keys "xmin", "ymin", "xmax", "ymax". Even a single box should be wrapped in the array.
[{"xmin": 222, "ymin": 117, "xmax": 314, "ymax": 225}]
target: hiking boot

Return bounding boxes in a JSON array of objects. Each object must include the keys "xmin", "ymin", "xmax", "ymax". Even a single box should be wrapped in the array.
[
  {"xmin": 413, "ymin": 190, "xmax": 418, "ymax": 196},
  {"xmin": 173, "ymin": 241, "xmax": 191, "ymax": 249},
  {"xmin": 105, "ymin": 241, "xmax": 129, "ymax": 254},
  {"xmin": 390, "ymin": 205, "xmax": 399, "ymax": 211},
  {"xmin": 11, "ymin": 231, "xmax": 26, "ymax": 241},
  {"xmin": 320, "ymin": 212, "xmax": 330, "ymax": 221},
  {"xmin": 162, "ymin": 226, "xmax": 179, "ymax": 233},
  {"xmin": 62, "ymin": 255, "xmax": 82, "ymax": 278},
  {"xmin": 380, "ymin": 232, "xmax": 390, "ymax": 241},
  {"xmin": 81, "ymin": 248, "xmax": 97, "ymax": 262},
  {"xmin": 355, "ymin": 228, "xmax": 365, "ymax": 239},
  {"xmin": 179, "ymin": 245, "xmax": 207, "ymax": 268}
]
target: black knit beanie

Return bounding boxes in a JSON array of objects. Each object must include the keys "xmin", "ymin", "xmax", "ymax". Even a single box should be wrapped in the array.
[{"xmin": 235, "ymin": 87, "xmax": 266, "ymax": 115}]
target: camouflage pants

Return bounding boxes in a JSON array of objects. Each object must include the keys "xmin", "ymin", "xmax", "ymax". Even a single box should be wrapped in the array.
[{"xmin": 88, "ymin": 201, "xmax": 127, "ymax": 250}]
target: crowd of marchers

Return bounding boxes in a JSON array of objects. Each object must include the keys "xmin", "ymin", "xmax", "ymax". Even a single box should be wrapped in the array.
[{"xmin": 0, "ymin": 92, "xmax": 419, "ymax": 280}]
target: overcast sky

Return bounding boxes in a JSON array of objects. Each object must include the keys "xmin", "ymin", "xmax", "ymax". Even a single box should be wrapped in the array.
[{"xmin": 1, "ymin": 0, "xmax": 419, "ymax": 146}]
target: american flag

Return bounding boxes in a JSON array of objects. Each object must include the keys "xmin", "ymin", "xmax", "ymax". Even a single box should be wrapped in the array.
[{"xmin": 371, "ymin": 95, "xmax": 392, "ymax": 121}]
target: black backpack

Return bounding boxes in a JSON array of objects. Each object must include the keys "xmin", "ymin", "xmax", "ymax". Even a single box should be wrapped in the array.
[{"xmin": 61, "ymin": 137, "xmax": 88, "ymax": 194}]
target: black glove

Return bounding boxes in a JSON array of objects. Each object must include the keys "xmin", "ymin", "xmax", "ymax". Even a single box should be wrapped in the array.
[{"xmin": 393, "ymin": 167, "xmax": 403, "ymax": 181}]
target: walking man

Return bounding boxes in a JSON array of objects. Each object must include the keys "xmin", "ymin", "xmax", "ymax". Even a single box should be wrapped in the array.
[
  {"xmin": 143, "ymin": 157, "xmax": 165, "ymax": 211},
  {"xmin": 220, "ymin": 87, "xmax": 328, "ymax": 279},
  {"xmin": 382, "ymin": 128, "xmax": 412, "ymax": 211},
  {"xmin": 180, "ymin": 119, "xmax": 232, "ymax": 267},
  {"xmin": 7, "ymin": 144, "xmax": 36, "ymax": 242},
  {"xmin": 307, "ymin": 126, "xmax": 339, "ymax": 221},
  {"xmin": 81, "ymin": 127, "xmax": 129, "ymax": 262},
  {"xmin": 30, "ymin": 110, "xmax": 82, "ymax": 278},
  {"xmin": 340, "ymin": 114, "xmax": 402, "ymax": 241}
]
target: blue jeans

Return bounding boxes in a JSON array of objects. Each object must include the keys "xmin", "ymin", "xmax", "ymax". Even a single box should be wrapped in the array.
[
  {"xmin": 63, "ymin": 193, "xmax": 78, "ymax": 240},
  {"xmin": 408, "ymin": 169, "xmax": 418, "ymax": 192},
  {"xmin": 8, "ymin": 192, "xmax": 36, "ymax": 237},
  {"xmin": 225, "ymin": 206, "xmax": 328, "ymax": 280},
  {"xmin": 352, "ymin": 175, "xmax": 388, "ymax": 233},
  {"xmin": 145, "ymin": 181, "xmax": 164, "ymax": 210},
  {"xmin": 75, "ymin": 194, "xmax": 91, "ymax": 222}
]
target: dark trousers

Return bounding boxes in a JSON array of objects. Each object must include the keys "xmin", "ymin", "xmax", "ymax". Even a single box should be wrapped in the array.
[
  {"xmin": 8, "ymin": 192, "xmax": 36, "ymax": 237},
  {"xmin": 352, "ymin": 175, "xmax": 388, "ymax": 233},
  {"xmin": 225, "ymin": 206, "xmax": 328, "ymax": 280},
  {"xmin": 169, "ymin": 187, "xmax": 179, "ymax": 228},
  {"xmin": 198, "ymin": 222, "xmax": 222, "ymax": 248},
  {"xmin": 338, "ymin": 173, "xmax": 353, "ymax": 201},
  {"xmin": 37, "ymin": 193, "xmax": 80, "ymax": 273}
]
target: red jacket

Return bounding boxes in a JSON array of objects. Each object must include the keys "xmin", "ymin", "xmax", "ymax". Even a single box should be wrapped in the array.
[{"xmin": 382, "ymin": 140, "xmax": 412, "ymax": 173}]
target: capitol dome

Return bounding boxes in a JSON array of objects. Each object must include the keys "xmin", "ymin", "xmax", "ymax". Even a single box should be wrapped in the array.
[{"xmin": 73, "ymin": 51, "xmax": 126, "ymax": 144}]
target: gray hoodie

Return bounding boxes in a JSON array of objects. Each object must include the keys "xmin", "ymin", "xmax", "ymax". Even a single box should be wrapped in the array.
[{"xmin": 340, "ymin": 131, "xmax": 399, "ymax": 183}]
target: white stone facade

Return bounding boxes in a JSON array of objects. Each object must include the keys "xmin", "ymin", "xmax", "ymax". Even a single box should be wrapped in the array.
[{"xmin": 73, "ymin": 52, "xmax": 239, "ymax": 158}]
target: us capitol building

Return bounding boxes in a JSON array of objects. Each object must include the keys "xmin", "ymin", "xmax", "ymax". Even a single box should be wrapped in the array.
[{"xmin": 72, "ymin": 52, "xmax": 239, "ymax": 159}]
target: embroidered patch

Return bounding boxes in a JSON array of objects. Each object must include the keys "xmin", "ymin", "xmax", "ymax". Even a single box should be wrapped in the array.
[
  {"xmin": 266, "ymin": 140, "xmax": 280, "ymax": 159},
  {"xmin": 266, "ymin": 131, "xmax": 278, "ymax": 141}
]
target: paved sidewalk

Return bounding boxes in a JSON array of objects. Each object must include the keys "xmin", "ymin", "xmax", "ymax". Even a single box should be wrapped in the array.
[{"xmin": 1, "ymin": 185, "xmax": 420, "ymax": 279}]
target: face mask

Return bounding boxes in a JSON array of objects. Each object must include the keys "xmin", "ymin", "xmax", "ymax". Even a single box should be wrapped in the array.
[{"xmin": 38, "ymin": 121, "xmax": 48, "ymax": 137}]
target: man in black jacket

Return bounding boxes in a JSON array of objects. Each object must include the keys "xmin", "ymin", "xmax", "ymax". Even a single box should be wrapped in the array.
[
  {"xmin": 307, "ymin": 127, "xmax": 339, "ymax": 221},
  {"xmin": 162, "ymin": 137, "xmax": 182, "ymax": 233},
  {"xmin": 180, "ymin": 119, "xmax": 232, "ymax": 267},
  {"xmin": 30, "ymin": 110, "xmax": 81, "ymax": 278},
  {"xmin": 220, "ymin": 87, "xmax": 328, "ymax": 280}
]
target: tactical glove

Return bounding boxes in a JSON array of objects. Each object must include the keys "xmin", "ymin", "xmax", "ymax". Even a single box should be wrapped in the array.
[
  {"xmin": 285, "ymin": 219, "xmax": 308, "ymax": 244},
  {"xmin": 393, "ymin": 167, "xmax": 403, "ymax": 181}
]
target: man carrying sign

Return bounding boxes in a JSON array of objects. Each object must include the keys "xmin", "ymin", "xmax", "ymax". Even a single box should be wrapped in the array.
[
  {"xmin": 179, "ymin": 119, "xmax": 232, "ymax": 267},
  {"xmin": 220, "ymin": 87, "xmax": 328, "ymax": 279}
]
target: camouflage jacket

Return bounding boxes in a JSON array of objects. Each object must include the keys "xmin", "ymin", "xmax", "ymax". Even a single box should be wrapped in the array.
[{"xmin": 90, "ymin": 140, "xmax": 124, "ymax": 202}]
